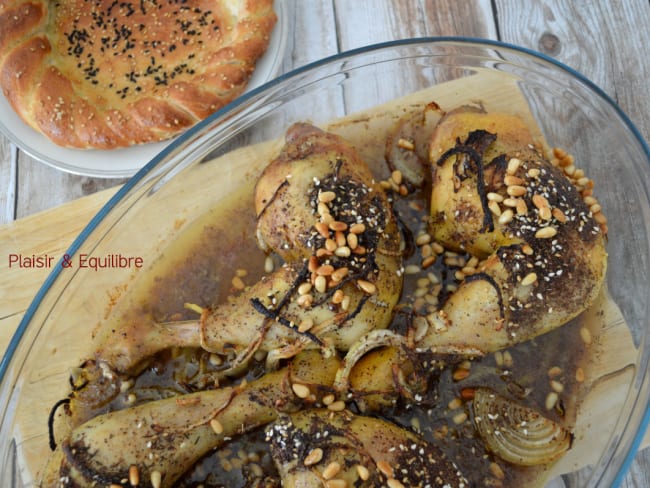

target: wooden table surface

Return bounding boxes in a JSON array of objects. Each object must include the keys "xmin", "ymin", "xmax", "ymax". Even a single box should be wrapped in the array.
[{"xmin": 1, "ymin": 1, "xmax": 649, "ymax": 485}]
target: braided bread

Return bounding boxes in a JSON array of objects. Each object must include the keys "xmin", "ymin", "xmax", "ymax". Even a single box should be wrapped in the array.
[{"xmin": 0, "ymin": 0, "xmax": 276, "ymax": 149}]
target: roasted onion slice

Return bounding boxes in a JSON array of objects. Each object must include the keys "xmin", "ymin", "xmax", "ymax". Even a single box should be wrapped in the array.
[
  {"xmin": 385, "ymin": 101, "xmax": 445, "ymax": 187},
  {"xmin": 472, "ymin": 387, "xmax": 572, "ymax": 466}
]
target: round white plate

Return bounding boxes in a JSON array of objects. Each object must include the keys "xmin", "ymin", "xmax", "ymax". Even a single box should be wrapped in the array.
[{"xmin": 0, "ymin": 1, "xmax": 288, "ymax": 178}]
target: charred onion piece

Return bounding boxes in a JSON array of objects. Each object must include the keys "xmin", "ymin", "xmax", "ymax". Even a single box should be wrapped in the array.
[
  {"xmin": 384, "ymin": 101, "xmax": 445, "ymax": 187},
  {"xmin": 472, "ymin": 387, "xmax": 572, "ymax": 466}
]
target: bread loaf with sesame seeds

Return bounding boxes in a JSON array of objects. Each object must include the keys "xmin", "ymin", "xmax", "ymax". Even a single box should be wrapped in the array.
[{"xmin": 0, "ymin": 0, "xmax": 276, "ymax": 149}]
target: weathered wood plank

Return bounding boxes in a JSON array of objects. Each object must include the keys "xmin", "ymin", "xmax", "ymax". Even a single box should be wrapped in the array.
[
  {"xmin": 0, "ymin": 141, "xmax": 16, "ymax": 225},
  {"xmin": 331, "ymin": 0, "xmax": 497, "ymax": 116},
  {"xmin": 334, "ymin": 0, "xmax": 496, "ymax": 46},
  {"xmin": 14, "ymin": 154, "xmax": 127, "ymax": 219},
  {"xmin": 495, "ymin": 0, "xmax": 650, "ymax": 142},
  {"xmin": 284, "ymin": 0, "xmax": 338, "ymax": 67},
  {"xmin": 0, "ymin": 187, "xmax": 120, "ymax": 352}
]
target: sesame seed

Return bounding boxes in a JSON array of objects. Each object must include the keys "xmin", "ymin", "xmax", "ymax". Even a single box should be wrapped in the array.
[
  {"xmin": 404, "ymin": 264, "xmax": 421, "ymax": 274},
  {"xmin": 422, "ymin": 256, "xmax": 436, "ymax": 268},
  {"xmin": 297, "ymin": 294, "xmax": 313, "ymax": 308},
  {"xmin": 431, "ymin": 241, "xmax": 445, "ymax": 254},
  {"xmin": 331, "ymin": 289, "xmax": 344, "ymax": 304},
  {"xmin": 448, "ymin": 397, "xmax": 463, "ymax": 410},
  {"xmin": 452, "ymin": 368, "xmax": 470, "ymax": 381}
]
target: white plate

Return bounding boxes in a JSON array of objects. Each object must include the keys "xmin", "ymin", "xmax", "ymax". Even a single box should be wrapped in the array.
[{"xmin": 0, "ymin": 1, "xmax": 288, "ymax": 178}]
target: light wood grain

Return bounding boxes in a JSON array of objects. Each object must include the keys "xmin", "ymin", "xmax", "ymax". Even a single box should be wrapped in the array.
[
  {"xmin": 285, "ymin": 0, "xmax": 338, "ymax": 67},
  {"xmin": 0, "ymin": 142, "xmax": 16, "ymax": 225},
  {"xmin": 14, "ymin": 154, "xmax": 127, "ymax": 220},
  {"xmin": 0, "ymin": 187, "xmax": 119, "ymax": 320},
  {"xmin": 495, "ymin": 0, "xmax": 650, "ymax": 143},
  {"xmin": 335, "ymin": 0, "xmax": 497, "ymax": 45}
]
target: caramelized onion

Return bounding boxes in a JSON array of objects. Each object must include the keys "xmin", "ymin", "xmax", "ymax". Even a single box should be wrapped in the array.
[
  {"xmin": 472, "ymin": 387, "xmax": 572, "ymax": 466},
  {"xmin": 385, "ymin": 102, "xmax": 444, "ymax": 187}
]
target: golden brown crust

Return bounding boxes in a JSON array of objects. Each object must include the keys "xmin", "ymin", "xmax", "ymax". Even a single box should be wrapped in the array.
[{"xmin": 0, "ymin": 0, "xmax": 276, "ymax": 149}]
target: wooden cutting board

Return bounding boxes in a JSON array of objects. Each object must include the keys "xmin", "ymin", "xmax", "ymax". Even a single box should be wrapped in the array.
[{"xmin": 0, "ymin": 187, "xmax": 119, "ymax": 354}]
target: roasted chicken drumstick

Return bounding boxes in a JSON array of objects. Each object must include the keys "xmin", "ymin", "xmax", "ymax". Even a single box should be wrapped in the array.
[{"xmin": 92, "ymin": 123, "xmax": 403, "ymax": 373}]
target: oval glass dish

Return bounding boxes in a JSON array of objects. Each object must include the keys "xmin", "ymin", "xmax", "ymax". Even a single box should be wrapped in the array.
[{"xmin": 1, "ymin": 38, "xmax": 649, "ymax": 488}]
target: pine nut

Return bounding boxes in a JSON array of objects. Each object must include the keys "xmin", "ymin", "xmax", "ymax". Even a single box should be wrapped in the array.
[
  {"xmin": 535, "ymin": 226, "xmax": 557, "ymax": 239},
  {"xmin": 292, "ymin": 383, "xmax": 310, "ymax": 398},
  {"xmin": 304, "ymin": 448, "xmax": 323, "ymax": 466}
]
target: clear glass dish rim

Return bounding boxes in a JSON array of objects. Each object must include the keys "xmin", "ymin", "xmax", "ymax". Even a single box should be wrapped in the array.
[{"xmin": 1, "ymin": 36, "xmax": 649, "ymax": 487}]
